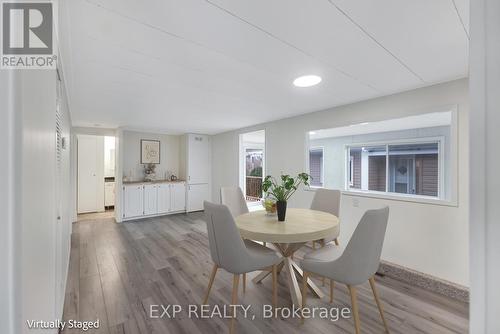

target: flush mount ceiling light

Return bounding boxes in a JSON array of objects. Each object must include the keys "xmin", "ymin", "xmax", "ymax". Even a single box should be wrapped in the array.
[{"xmin": 293, "ymin": 75, "xmax": 322, "ymax": 87}]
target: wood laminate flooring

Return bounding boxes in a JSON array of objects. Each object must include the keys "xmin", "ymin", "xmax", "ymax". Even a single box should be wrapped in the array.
[{"xmin": 62, "ymin": 212, "xmax": 469, "ymax": 334}]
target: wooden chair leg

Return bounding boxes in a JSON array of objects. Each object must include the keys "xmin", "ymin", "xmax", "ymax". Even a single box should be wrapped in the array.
[
  {"xmin": 230, "ymin": 274, "xmax": 240, "ymax": 334},
  {"xmin": 334, "ymin": 238, "xmax": 339, "ymax": 246},
  {"xmin": 329, "ymin": 279, "xmax": 334, "ymax": 303},
  {"xmin": 242, "ymin": 273, "xmax": 246, "ymax": 293},
  {"xmin": 203, "ymin": 264, "xmax": 218, "ymax": 304},
  {"xmin": 272, "ymin": 265, "xmax": 277, "ymax": 308},
  {"xmin": 369, "ymin": 276, "xmax": 390, "ymax": 333},
  {"xmin": 301, "ymin": 271, "xmax": 308, "ymax": 324},
  {"xmin": 318, "ymin": 240, "xmax": 325, "ymax": 286},
  {"xmin": 348, "ymin": 285, "xmax": 361, "ymax": 334}
]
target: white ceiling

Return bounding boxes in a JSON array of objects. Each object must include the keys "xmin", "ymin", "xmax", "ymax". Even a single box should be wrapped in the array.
[
  {"xmin": 59, "ymin": 0, "xmax": 469, "ymax": 135},
  {"xmin": 309, "ymin": 111, "xmax": 452, "ymax": 139}
]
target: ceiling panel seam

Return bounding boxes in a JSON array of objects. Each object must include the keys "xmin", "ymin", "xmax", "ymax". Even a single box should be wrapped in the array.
[
  {"xmin": 204, "ymin": 0, "xmax": 380, "ymax": 92},
  {"xmin": 451, "ymin": 0, "xmax": 470, "ymax": 40},
  {"xmin": 326, "ymin": 0, "xmax": 426, "ymax": 83},
  {"xmin": 84, "ymin": 0, "xmax": 309, "ymax": 82}
]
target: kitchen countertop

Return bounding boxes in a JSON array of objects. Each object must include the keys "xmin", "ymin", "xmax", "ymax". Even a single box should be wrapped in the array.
[{"xmin": 122, "ymin": 179, "xmax": 186, "ymax": 185}]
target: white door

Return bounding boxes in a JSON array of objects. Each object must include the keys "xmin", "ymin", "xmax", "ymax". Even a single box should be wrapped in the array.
[
  {"xmin": 157, "ymin": 183, "xmax": 171, "ymax": 214},
  {"xmin": 123, "ymin": 185, "xmax": 144, "ymax": 218},
  {"xmin": 188, "ymin": 134, "xmax": 210, "ymax": 184},
  {"xmin": 187, "ymin": 183, "xmax": 209, "ymax": 212},
  {"xmin": 171, "ymin": 182, "xmax": 186, "ymax": 212},
  {"xmin": 77, "ymin": 135, "xmax": 104, "ymax": 213},
  {"xmin": 144, "ymin": 184, "xmax": 158, "ymax": 215}
]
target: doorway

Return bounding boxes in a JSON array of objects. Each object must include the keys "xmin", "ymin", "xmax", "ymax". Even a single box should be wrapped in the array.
[
  {"xmin": 239, "ymin": 130, "xmax": 265, "ymax": 206},
  {"xmin": 77, "ymin": 134, "xmax": 115, "ymax": 217}
]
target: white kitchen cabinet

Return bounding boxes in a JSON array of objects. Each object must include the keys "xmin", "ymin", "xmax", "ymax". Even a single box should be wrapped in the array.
[
  {"xmin": 143, "ymin": 184, "xmax": 158, "ymax": 215},
  {"xmin": 187, "ymin": 134, "xmax": 210, "ymax": 184},
  {"xmin": 171, "ymin": 182, "xmax": 186, "ymax": 212},
  {"xmin": 122, "ymin": 181, "xmax": 186, "ymax": 220},
  {"xmin": 123, "ymin": 184, "xmax": 144, "ymax": 218},
  {"xmin": 187, "ymin": 183, "xmax": 209, "ymax": 212},
  {"xmin": 157, "ymin": 183, "xmax": 171, "ymax": 214}
]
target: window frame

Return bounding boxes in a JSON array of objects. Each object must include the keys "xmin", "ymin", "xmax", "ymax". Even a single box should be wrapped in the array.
[
  {"xmin": 308, "ymin": 146, "xmax": 325, "ymax": 188},
  {"xmin": 344, "ymin": 136, "xmax": 445, "ymax": 199},
  {"xmin": 349, "ymin": 155, "xmax": 354, "ymax": 187},
  {"xmin": 304, "ymin": 107, "xmax": 458, "ymax": 207}
]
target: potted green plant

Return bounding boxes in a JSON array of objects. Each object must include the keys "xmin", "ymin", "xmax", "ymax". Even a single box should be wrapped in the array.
[{"xmin": 262, "ymin": 173, "xmax": 310, "ymax": 221}]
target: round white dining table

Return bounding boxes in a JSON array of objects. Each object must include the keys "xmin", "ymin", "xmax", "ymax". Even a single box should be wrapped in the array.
[{"xmin": 235, "ymin": 208, "xmax": 339, "ymax": 306}]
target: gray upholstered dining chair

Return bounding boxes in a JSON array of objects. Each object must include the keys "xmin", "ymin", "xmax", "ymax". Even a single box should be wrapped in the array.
[
  {"xmin": 310, "ymin": 188, "xmax": 341, "ymax": 246},
  {"xmin": 301, "ymin": 207, "xmax": 390, "ymax": 334},
  {"xmin": 220, "ymin": 186, "xmax": 258, "ymax": 292},
  {"xmin": 220, "ymin": 186, "xmax": 249, "ymax": 217},
  {"xmin": 202, "ymin": 201, "xmax": 281, "ymax": 334}
]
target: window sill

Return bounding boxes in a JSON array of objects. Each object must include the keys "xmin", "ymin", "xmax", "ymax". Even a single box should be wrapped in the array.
[
  {"xmin": 305, "ymin": 187, "xmax": 457, "ymax": 207},
  {"xmin": 343, "ymin": 190, "xmax": 457, "ymax": 207}
]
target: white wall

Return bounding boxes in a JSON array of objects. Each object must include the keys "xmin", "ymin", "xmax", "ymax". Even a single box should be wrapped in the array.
[
  {"xmin": 17, "ymin": 68, "xmax": 73, "ymax": 333},
  {"xmin": 21, "ymin": 70, "xmax": 58, "ymax": 331},
  {"xmin": 122, "ymin": 130, "xmax": 181, "ymax": 181},
  {"xmin": 212, "ymin": 79, "xmax": 469, "ymax": 286},
  {"xmin": 0, "ymin": 69, "xmax": 73, "ymax": 334},
  {"xmin": 56, "ymin": 74, "xmax": 73, "ymax": 320},
  {"xmin": 0, "ymin": 2, "xmax": 74, "ymax": 332},
  {"xmin": 115, "ymin": 129, "xmax": 124, "ymax": 222},
  {"xmin": 0, "ymin": 69, "xmax": 22, "ymax": 334},
  {"xmin": 469, "ymin": 0, "xmax": 500, "ymax": 331}
]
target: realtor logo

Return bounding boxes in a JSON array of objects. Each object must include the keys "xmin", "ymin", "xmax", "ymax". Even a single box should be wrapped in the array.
[{"xmin": 1, "ymin": 1, "xmax": 56, "ymax": 69}]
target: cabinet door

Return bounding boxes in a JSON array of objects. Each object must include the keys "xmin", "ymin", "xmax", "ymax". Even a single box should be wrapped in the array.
[
  {"xmin": 143, "ymin": 184, "xmax": 158, "ymax": 215},
  {"xmin": 157, "ymin": 184, "xmax": 171, "ymax": 214},
  {"xmin": 187, "ymin": 134, "xmax": 210, "ymax": 184},
  {"xmin": 171, "ymin": 183, "xmax": 186, "ymax": 212},
  {"xmin": 123, "ymin": 185, "xmax": 144, "ymax": 218},
  {"xmin": 187, "ymin": 183, "xmax": 209, "ymax": 212}
]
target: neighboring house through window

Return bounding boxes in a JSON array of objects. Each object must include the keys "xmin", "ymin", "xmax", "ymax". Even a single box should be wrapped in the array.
[
  {"xmin": 307, "ymin": 111, "xmax": 454, "ymax": 202},
  {"xmin": 309, "ymin": 147, "xmax": 323, "ymax": 187},
  {"xmin": 347, "ymin": 141, "xmax": 440, "ymax": 197}
]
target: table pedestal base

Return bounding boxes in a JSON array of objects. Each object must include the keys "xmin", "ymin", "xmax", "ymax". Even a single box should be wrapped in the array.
[{"xmin": 252, "ymin": 242, "xmax": 325, "ymax": 306}]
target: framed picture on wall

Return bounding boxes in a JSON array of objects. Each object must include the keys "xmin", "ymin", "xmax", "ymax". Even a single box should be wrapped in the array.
[{"xmin": 141, "ymin": 139, "xmax": 160, "ymax": 164}]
